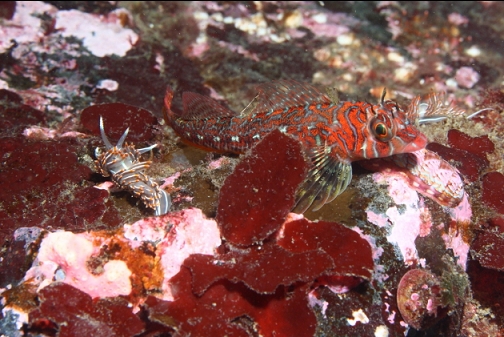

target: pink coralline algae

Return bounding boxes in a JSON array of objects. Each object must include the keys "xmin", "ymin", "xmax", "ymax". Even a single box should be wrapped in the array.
[
  {"xmin": 442, "ymin": 195, "xmax": 472, "ymax": 270},
  {"xmin": 127, "ymin": 208, "xmax": 222, "ymax": 301},
  {"xmin": 24, "ymin": 231, "xmax": 133, "ymax": 299},
  {"xmin": 447, "ymin": 13, "xmax": 469, "ymax": 26},
  {"xmin": 454, "ymin": 66, "xmax": 480, "ymax": 89},
  {"xmin": 0, "ymin": 2, "xmax": 57, "ymax": 53},
  {"xmin": 55, "ymin": 8, "xmax": 138, "ymax": 57},
  {"xmin": 367, "ymin": 172, "xmax": 432, "ymax": 265},
  {"xmin": 365, "ymin": 147, "xmax": 473, "ymax": 270}
]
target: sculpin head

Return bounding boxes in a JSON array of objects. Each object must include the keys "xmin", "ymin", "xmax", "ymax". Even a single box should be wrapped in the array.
[{"xmin": 358, "ymin": 94, "xmax": 428, "ymax": 160}]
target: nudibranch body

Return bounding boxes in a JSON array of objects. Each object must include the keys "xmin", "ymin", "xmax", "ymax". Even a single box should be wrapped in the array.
[{"xmin": 95, "ymin": 117, "xmax": 171, "ymax": 216}]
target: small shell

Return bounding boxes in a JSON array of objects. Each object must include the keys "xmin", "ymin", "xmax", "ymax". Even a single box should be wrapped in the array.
[
  {"xmin": 359, "ymin": 148, "xmax": 464, "ymax": 208},
  {"xmin": 397, "ymin": 269, "xmax": 447, "ymax": 330},
  {"xmin": 390, "ymin": 149, "xmax": 464, "ymax": 208},
  {"xmin": 95, "ymin": 117, "xmax": 171, "ymax": 216}
]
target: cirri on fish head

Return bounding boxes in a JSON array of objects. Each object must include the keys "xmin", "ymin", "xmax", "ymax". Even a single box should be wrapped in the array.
[{"xmin": 164, "ymin": 80, "xmax": 428, "ymax": 213}]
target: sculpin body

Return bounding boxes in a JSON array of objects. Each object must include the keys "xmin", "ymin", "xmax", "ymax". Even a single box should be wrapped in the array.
[{"xmin": 164, "ymin": 80, "xmax": 428, "ymax": 212}]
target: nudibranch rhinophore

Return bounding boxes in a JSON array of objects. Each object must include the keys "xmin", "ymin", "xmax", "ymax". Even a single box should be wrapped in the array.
[{"xmin": 95, "ymin": 117, "xmax": 170, "ymax": 216}]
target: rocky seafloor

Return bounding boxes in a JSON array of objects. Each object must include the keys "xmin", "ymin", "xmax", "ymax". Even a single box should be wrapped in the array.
[{"xmin": 1, "ymin": 1, "xmax": 504, "ymax": 337}]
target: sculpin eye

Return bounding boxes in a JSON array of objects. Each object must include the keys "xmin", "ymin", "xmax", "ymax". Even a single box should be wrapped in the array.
[
  {"xmin": 370, "ymin": 117, "xmax": 394, "ymax": 141},
  {"xmin": 375, "ymin": 123, "xmax": 388, "ymax": 137}
]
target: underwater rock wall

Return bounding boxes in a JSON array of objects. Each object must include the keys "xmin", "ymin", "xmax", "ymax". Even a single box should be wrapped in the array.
[{"xmin": 1, "ymin": 2, "xmax": 504, "ymax": 337}]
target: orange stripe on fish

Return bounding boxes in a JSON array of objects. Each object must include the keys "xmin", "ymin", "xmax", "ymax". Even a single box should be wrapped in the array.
[{"xmin": 164, "ymin": 80, "xmax": 428, "ymax": 212}]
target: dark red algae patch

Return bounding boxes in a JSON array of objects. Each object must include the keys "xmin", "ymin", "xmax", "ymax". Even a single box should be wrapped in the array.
[
  {"xmin": 80, "ymin": 102, "xmax": 158, "ymax": 142},
  {"xmin": 0, "ymin": 136, "xmax": 117, "ymax": 231},
  {"xmin": 467, "ymin": 259, "xmax": 504, "ymax": 329},
  {"xmin": 0, "ymin": 1, "xmax": 16, "ymax": 20},
  {"xmin": 185, "ymin": 241, "xmax": 334, "ymax": 295},
  {"xmin": 0, "ymin": 89, "xmax": 46, "ymax": 135},
  {"xmin": 0, "ymin": 93, "xmax": 122, "ymax": 233},
  {"xmin": 216, "ymin": 129, "xmax": 308, "ymax": 246},
  {"xmin": 472, "ymin": 174, "xmax": 504, "ymax": 272},
  {"xmin": 427, "ymin": 129, "xmax": 496, "ymax": 183},
  {"xmin": 0, "ymin": 135, "xmax": 123, "ymax": 287},
  {"xmin": 28, "ymin": 282, "xmax": 144, "ymax": 337},
  {"xmin": 98, "ymin": 41, "xmax": 208, "ymax": 117},
  {"xmin": 447, "ymin": 129, "xmax": 495, "ymax": 162},
  {"xmin": 277, "ymin": 218, "xmax": 374, "ymax": 281},
  {"xmin": 0, "ymin": 96, "xmax": 123, "ymax": 287},
  {"xmin": 139, "ymin": 131, "xmax": 374, "ymax": 337},
  {"xmin": 426, "ymin": 142, "xmax": 488, "ymax": 182},
  {"xmin": 472, "ymin": 229, "xmax": 504, "ymax": 271},
  {"xmin": 144, "ymin": 269, "xmax": 317, "ymax": 337},
  {"xmin": 481, "ymin": 172, "xmax": 504, "ymax": 214}
]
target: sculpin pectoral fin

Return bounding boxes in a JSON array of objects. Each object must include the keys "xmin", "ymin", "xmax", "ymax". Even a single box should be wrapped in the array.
[{"xmin": 293, "ymin": 145, "xmax": 352, "ymax": 213}]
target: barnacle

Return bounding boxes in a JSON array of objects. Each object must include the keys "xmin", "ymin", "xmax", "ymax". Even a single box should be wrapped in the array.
[
  {"xmin": 390, "ymin": 149, "xmax": 465, "ymax": 207},
  {"xmin": 397, "ymin": 269, "xmax": 447, "ymax": 330},
  {"xmin": 94, "ymin": 117, "xmax": 171, "ymax": 216}
]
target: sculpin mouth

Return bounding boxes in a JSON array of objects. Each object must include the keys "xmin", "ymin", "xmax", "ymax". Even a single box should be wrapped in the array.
[{"xmin": 402, "ymin": 132, "xmax": 428, "ymax": 153}]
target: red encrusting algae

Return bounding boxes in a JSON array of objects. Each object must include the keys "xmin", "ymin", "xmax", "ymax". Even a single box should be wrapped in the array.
[
  {"xmin": 216, "ymin": 129, "xmax": 308, "ymax": 246},
  {"xmin": 29, "ymin": 282, "xmax": 144, "ymax": 337},
  {"xmin": 140, "ymin": 130, "xmax": 374, "ymax": 337}
]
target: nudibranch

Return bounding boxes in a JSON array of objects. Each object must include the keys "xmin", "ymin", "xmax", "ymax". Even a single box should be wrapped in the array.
[{"xmin": 95, "ymin": 117, "xmax": 171, "ymax": 216}]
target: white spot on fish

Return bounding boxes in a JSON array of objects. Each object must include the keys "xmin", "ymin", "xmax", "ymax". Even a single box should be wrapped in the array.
[
  {"xmin": 231, "ymin": 136, "xmax": 239, "ymax": 142},
  {"xmin": 253, "ymin": 134, "xmax": 260, "ymax": 140},
  {"xmin": 360, "ymin": 142, "xmax": 368, "ymax": 159},
  {"xmin": 279, "ymin": 126, "xmax": 288, "ymax": 133},
  {"xmin": 214, "ymin": 136, "xmax": 221, "ymax": 142}
]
